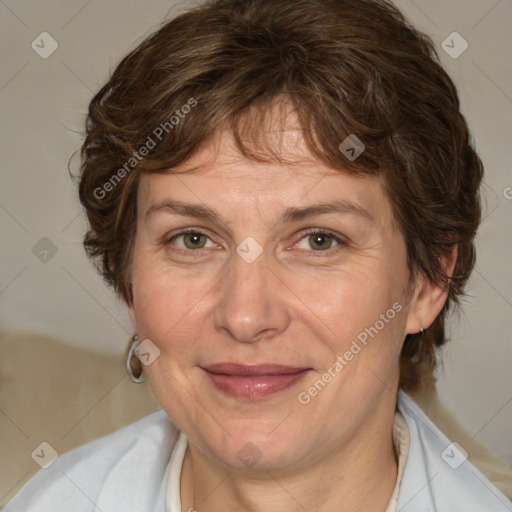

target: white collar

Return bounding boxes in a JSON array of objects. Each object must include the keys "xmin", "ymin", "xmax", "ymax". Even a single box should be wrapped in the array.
[
  {"xmin": 165, "ymin": 429, "xmax": 188, "ymax": 512},
  {"xmin": 385, "ymin": 409, "xmax": 410, "ymax": 512}
]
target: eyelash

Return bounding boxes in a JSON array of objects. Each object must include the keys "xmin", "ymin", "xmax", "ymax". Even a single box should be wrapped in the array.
[{"xmin": 163, "ymin": 227, "xmax": 348, "ymax": 255}]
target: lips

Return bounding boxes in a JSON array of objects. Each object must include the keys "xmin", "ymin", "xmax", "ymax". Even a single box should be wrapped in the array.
[
  {"xmin": 201, "ymin": 363, "xmax": 311, "ymax": 399},
  {"xmin": 203, "ymin": 363, "xmax": 310, "ymax": 375}
]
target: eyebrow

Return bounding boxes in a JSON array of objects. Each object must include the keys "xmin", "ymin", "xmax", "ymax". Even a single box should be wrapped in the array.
[{"xmin": 144, "ymin": 198, "xmax": 373, "ymax": 224}]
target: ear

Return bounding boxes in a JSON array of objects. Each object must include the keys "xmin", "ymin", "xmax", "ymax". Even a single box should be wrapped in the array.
[{"xmin": 405, "ymin": 246, "xmax": 458, "ymax": 334}]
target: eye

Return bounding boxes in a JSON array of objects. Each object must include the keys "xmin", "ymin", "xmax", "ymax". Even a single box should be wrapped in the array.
[
  {"xmin": 295, "ymin": 230, "xmax": 345, "ymax": 251},
  {"xmin": 166, "ymin": 230, "xmax": 216, "ymax": 250}
]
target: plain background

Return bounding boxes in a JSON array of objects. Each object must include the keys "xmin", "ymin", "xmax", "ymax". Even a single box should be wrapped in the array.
[{"xmin": 0, "ymin": 0, "xmax": 511, "ymax": 463}]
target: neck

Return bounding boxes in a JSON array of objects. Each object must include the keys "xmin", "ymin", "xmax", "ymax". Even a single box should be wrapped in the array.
[{"xmin": 180, "ymin": 399, "xmax": 398, "ymax": 512}]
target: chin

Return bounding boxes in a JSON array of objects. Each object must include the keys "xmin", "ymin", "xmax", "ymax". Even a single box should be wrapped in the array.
[{"xmin": 203, "ymin": 420, "xmax": 310, "ymax": 471}]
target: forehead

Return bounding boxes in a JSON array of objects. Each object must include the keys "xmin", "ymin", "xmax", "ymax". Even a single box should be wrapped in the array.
[
  {"xmin": 172, "ymin": 102, "xmax": 330, "ymax": 177},
  {"xmin": 137, "ymin": 104, "xmax": 394, "ymax": 227}
]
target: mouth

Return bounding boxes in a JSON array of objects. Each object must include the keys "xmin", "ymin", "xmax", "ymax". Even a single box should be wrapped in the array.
[{"xmin": 201, "ymin": 363, "xmax": 312, "ymax": 399}]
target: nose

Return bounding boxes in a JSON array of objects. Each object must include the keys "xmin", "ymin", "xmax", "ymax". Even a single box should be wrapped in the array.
[{"xmin": 213, "ymin": 248, "xmax": 291, "ymax": 343}]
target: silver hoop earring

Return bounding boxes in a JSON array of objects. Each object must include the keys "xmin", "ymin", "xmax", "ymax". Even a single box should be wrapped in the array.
[
  {"xmin": 126, "ymin": 335, "xmax": 145, "ymax": 383},
  {"xmin": 420, "ymin": 327, "xmax": 425, "ymax": 335}
]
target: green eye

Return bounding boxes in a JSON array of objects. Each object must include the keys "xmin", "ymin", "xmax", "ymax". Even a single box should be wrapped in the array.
[
  {"xmin": 167, "ymin": 231, "xmax": 214, "ymax": 250},
  {"xmin": 295, "ymin": 231, "xmax": 343, "ymax": 252},
  {"xmin": 308, "ymin": 233, "xmax": 335, "ymax": 250},
  {"xmin": 182, "ymin": 232, "xmax": 208, "ymax": 249}
]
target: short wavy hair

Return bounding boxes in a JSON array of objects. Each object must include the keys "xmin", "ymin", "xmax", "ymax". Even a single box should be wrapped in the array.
[{"xmin": 77, "ymin": 0, "xmax": 483, "ymax": 393}]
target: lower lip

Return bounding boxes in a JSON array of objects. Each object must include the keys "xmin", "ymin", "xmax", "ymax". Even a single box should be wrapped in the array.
[{"xmin": 203, "ymin": 369, "xmax": 311, "ymax": 399}]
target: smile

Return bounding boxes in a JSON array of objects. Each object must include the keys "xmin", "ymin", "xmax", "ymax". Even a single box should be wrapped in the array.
[{"xmin": 201, "ymin": 364, "xmax": 312, "ymax": 399}]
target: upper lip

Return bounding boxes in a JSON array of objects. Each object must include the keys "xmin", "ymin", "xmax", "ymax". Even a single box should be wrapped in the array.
[{"xmin": 202, "ymin": 363, "xmax": 311, "ymax": 376}]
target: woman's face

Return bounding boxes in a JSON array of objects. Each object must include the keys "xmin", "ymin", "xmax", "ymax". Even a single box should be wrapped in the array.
[{"xmin": 127, "ymin": 112, "xmax": 428, "ymax": 472}]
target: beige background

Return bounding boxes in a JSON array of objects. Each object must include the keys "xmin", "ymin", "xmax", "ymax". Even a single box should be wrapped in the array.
[{"xmin": 1, "ymin": 0, "xmax": 511, "ymax": 477}]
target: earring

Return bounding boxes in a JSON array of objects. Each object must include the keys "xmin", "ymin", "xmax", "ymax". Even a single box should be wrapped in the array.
[
  {"xmin": 420, "ymin": 327, "xmax": 425, "ymax": 335},
  {"xmin": 126, "ymin": 334, "xmax": 145, "ymax": 383}
]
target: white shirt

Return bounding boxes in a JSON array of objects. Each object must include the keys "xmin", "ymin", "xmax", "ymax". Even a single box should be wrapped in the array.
[{"xmin": 5, "ymin": 390, "xmax": 512, "ymax": 512}]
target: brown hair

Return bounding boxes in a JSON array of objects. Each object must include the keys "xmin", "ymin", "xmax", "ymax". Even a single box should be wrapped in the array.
[{"xmin": 77, "ymin": 0, "xmax": 483, "ymax": 393}]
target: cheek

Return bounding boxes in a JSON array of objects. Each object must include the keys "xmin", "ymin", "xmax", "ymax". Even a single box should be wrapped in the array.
[
  {"xmin": 130, "ymin": 251, "xmax": 216, "ymax": 354},
  {"xmin": 291, "ymin": 259, "xmax": 406, "ymax": 344},
  {"xmin": 295, "ymin": 272, "xmax": 407, "ymax": 408}
]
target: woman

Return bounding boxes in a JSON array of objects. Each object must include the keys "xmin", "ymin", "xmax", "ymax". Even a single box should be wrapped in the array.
[{"xmin": 5, "ymin": 0, "xmax": 511, "ymax": 510}]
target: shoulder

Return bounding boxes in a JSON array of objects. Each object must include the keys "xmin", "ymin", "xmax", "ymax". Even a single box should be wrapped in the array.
[
  {"xmin": 397, "ymin": 390, "xmax": 512, "ymax": 512},
  {"xmin": 3, "ymin": 410, "xmax": 179, "ymax": 512}
]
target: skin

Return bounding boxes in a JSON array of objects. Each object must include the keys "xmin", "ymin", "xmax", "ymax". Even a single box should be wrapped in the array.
[{"xmin": 127, "ymin": 104, "xmax": 455, "ymax": 512}]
